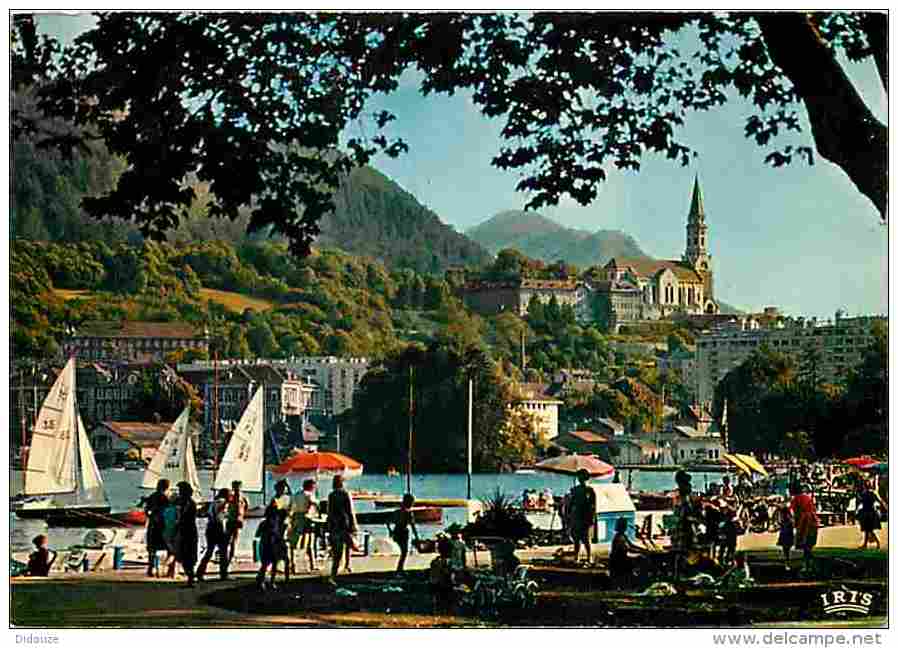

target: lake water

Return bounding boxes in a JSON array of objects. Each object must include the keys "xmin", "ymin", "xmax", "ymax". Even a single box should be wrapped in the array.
[{"xmin": 9, "ymin": 469, "xmax": 722, "ymax": 556}]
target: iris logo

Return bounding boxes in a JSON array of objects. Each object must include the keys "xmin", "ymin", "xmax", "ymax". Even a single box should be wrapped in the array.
[{"xmin": 820, "ymin": 587, "xmax": 874, "ymax": 616}]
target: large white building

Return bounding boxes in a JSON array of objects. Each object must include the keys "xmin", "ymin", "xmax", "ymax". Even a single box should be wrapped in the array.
[
  {"xmin": 694, "ymin": 312, "xmax": 885, "ymax": 404},
  {"xmin": 281, "ymin": 357, "xmax": 370, "ymax": 415},
  {"xmin": 178, "ymin": 356, "xmax": 370, "ymax": 416}
]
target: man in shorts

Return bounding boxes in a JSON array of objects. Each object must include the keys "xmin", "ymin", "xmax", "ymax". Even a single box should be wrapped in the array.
[{"xmin": 567, "ymin": 469, "xmax": 597, "ymax": 563}]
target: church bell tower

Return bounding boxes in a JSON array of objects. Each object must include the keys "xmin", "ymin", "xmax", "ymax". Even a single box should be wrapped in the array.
[{"xmin": 682, "ymin": 175, "xmax": 713, "ymax": 303}]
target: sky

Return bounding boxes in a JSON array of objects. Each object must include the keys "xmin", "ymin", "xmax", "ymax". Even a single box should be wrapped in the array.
[{"xmin": 34, "ymin": 11, "xmax": 890, "ymax": 320}]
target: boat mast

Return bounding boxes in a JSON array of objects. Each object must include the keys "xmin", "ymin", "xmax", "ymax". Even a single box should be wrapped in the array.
[
  {"xmin": 213, "ymin": 349, "xmax": 219, "ymax": 488},
  {"xmin": 407, "ymin": 365, "xmax": 413, "ymax": 495},
  {"xmin": 73, "ymin": 397, "xmax": 82, "ymax": 504},
  {"xmin": 467, "ymin": 378, "xmax": 473, "ymax": 500}
]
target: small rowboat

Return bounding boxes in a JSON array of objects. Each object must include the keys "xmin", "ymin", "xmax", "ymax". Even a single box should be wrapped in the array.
[
  {"xmin": 373, "ymin": 497, "xmax": 469, "ymax": 508},
  {"xmin": 356, "ymin": 506, "xmax": 442, "ymax": 525}
]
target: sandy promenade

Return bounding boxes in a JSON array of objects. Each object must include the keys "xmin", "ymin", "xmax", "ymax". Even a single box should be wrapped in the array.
[{"xmin": 10, "ymin": 523, "xmax": 887, "ymax": 628}]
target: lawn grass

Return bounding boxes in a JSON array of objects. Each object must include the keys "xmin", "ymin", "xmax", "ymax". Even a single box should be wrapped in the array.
[
  {"xmin": 54, "ymin": 289, "xmax": 95, "ymax": 301},
  {"xmin": 198, "ymin": 288, "xmax": 274, "ymax": 313}
]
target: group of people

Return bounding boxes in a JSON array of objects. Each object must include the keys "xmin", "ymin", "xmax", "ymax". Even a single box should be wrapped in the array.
[
  {"xmin": 521, "ymin": 488, "xmax": 554, "ymax": 511},
  {"xmin": 142, "ymin": 475, "xmax": 327, "ymax": 590},
  {"xmin": 255, "ymin": 474, "xmax": 361, "ymax": 590},
  {"xmin": 142, "ymin": 479, "xmax": 207, "ymax": 587}
]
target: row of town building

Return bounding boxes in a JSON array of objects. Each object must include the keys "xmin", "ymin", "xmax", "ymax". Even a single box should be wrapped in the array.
[{"xmin": 10, "ymin": 345, "xmax": 373, "ymax": 466}]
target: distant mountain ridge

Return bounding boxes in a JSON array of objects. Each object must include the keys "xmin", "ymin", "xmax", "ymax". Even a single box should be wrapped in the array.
[
  {"xmin": 316, "ymin": 166, "xmax": 491, "ymax": 274},
  {"xmin": 466, "ymin": 210, "xmax": 649, "ymax": 269}
]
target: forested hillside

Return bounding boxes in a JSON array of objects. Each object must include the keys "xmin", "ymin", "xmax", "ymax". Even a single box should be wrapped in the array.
[
  {"xmin": 10, "ymin": 239, "xmax": 459, "ymax": 361},
  {"xmin": 319, "ymin": 166, "xmax": 492, "ymax": 273},
  {"xmin": 11, "ymin": 100, "xmax": 490, "ymax": 275}
]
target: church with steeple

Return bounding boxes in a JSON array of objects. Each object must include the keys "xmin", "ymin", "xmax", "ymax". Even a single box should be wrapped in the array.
[{"xmin": 594, "ymin": 177, "xmax": 719, "ymax": 330}]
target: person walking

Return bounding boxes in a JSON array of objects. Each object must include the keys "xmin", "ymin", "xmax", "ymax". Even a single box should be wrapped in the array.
[
  {"xmin": 790, "ymin": 483, "xmax": 820, "ymax": 572},
  {"xmin": 776, "ymin": 505, "xmax": 795, "ymax": 569},
  {"xmin": 288, "ymin": 478, "xmax": 319, "ymax": 574},
  {"xmin": 389, "ymin": 493, "xmax": 420, "ymax": 574},
  {"xmin": 255, "ymin": 480, "xmax": 291, "ymax": 590},
  {"xmin": 161, "ymin": 494, "xmax": 180, "ymax": 578},
  {"xmin": 326, "ymin": 474, "xmax": 357, "ymax": 585},
  {"xmin": 858, "ymin": 481, "xmax": 884, "ymax": 550},
  {"xmin": 225, "ymin": 480, "xmax": 249, "ymax": 569},
  {"xmin": 142, "ymin": 479, "xmax": 170, "ymax": 577},
  {"xmin": 196, "ymin": 488, "xmax": 230, "ymax": 582},
  {"xmin": 567, "ymin": 469, "xmax": 597, "ymax": 564},
  {"xmin": 174, "ymin": 481, "xmax": 199, "ymax": 588}
]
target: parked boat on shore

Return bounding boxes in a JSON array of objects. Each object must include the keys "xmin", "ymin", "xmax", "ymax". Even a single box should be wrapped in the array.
[
  {"xmin": 373, "ymin": 497, "xmax": 469, "ymax": 508},
  {"xmin": 356, "ymin": 506, "xmax": 442, "ymax": 525}
]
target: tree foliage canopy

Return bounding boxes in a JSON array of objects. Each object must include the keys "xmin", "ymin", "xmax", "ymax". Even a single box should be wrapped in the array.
[
  {"xmin": 12, "ymin": 11, "xmax": 886, "ymax": 257},
  {"xmin": 344, "ymin": 343, "xmax": 539, "ymax": 473}
]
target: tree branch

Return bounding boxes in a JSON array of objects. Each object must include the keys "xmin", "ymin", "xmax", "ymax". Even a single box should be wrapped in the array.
[
  {"xmin": 756, "ymin": 12, "xmax": 887, "ymax": 221},
  {"xmin": 860, "ymin": 12, "xmax": 887, "ymax": 93}
]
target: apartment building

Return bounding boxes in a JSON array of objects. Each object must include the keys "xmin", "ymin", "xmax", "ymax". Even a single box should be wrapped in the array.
[
  {"xmin": 695, "ymin": 311, "xmax": 885, "ymax": 403},
  {"xmin": 178, "ymin": 356, "xmax": 368, "ymax": 417},
  {"xmin": 281, "ymin": 356, "xmax": 371, "ymax": 415},
  {"xmin": 177, "ymin": 362, "xmax": 314, "ymax": 443}
]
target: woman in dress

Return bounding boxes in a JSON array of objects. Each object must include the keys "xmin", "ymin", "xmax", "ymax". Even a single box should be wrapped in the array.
[
  {"xmin": 256, "ymin": 479, "xmax": 291, "ymax": 590},
  {"xmin": 858, "ymin": 481, "xmax": 884, "ymax": 550},
  {"xmin": 142, "ymin": 479, "xmax": 170, "ymax": 577},
  {"xmin": 326, "ymin": 474, "xmax": 357, "ymax": 585},
  {"xmin": 174, "ymin": 481, "xmax": 199, "ymax": 587},
  {"xmin": 790, "ymin": 483, "xmax": 819, "ymax": 572}
]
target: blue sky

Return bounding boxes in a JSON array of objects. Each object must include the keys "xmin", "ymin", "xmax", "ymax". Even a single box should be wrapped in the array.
[{"xmin": 36, "ymin": 12, "xmax": 889, "ymax": 319}]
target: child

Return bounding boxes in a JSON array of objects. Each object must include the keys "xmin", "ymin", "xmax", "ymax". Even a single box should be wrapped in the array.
[
  {"xmin": 776, "ymin": 505, "xmax": 794, "ymax": 569},
  {"xmin": 447, "ymin": 525, "xmax": 468, "ymax": 583},
  {"xmin": 429, "ymin": 537, "xmax": 455, "ymax": 611},
  {"xmin": 389, "ymin": 493, "xmax": 420, "ymax": 574},
  {"xmin": 26, "ymin": 535, "xmax": 57, "ymax": 577},
  {"xmin": 718, "ymin": 508, "xmax": 742, "ymax": 566}
]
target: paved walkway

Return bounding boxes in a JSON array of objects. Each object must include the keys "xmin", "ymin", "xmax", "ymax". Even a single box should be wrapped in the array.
[{"xmin": 10, "ymin": 523, "xmax": 887, "ymax": 628}]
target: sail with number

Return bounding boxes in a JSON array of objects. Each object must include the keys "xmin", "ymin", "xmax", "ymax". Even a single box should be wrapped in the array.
[
  {"xmin": 141, "ymin": 407, "xmax": 201, "ymax": 495},
  {"xmin": 24, "ymin": 358, "xmax": 78, "ymax": 495},
  {"xmin": 18, "ymin": 357, "xmax": 110, "ymax": 519},
  {"xmin": 214, "ymin": 387, "xmax": 265, "ymax": 492}
]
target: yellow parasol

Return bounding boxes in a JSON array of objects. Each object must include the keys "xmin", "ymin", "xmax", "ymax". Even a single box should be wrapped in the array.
[
  {"xmin": 723, "ymin": 453, "xmax": 768, "ymax": 477},
  {"xmin": 722, "ymin": 453, "xmax": 753, "ymax": 475},
  {"xmin": 736, "ymin": 453, "xmax": 768, "ymax": 478}
]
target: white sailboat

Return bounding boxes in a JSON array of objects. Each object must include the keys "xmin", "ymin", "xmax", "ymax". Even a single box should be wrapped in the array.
[
  {"xmin": 141, "ymin": 407, "xmax": 201, "ymax": 497},
  {"xmin": 17, "ymin": 358, "xmax": 111, "ymax": 521},
  {"xmin": 213, "ymin": 386, "xmax": 265, "ymax": 494}
]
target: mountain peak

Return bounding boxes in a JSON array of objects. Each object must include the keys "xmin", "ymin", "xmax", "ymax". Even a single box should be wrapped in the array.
[{"xmin": 467, "ymin": 210, "xmax": 648, "ymax": 268}]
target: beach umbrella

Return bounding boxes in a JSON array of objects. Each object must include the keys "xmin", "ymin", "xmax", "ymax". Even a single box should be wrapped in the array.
[
  {"xmin": 534, "ymin": 454, "xmax": 615, "ymax": 478},
  {"xmin": 268, "ymin": 450, "xmax": 364, "ymax": 480},
  {"xmin": 842, "ymin": 456, "xmax": 878, "ymax": 469}
]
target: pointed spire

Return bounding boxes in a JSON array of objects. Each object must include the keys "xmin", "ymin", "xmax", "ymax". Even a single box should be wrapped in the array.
[{"xmin": 689, "ymin": 174, "xmax": 704, "ymax": 221}]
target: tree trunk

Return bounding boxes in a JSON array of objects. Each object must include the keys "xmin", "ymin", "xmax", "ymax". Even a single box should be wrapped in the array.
[{"xmin": 756, "ymin": 13, "xmax": 887, "ymax": 221}]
